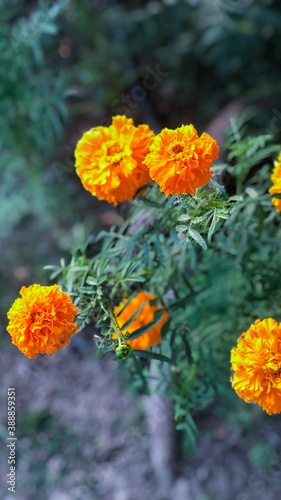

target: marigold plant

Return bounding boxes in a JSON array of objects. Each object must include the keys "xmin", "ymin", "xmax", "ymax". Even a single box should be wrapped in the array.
[
  {"xmin": 269, "ymin": 152, "xmax": 281, "ymax": 212},
  {"xmin": 74, "ymin": 115, "xmax": 154, "ymax": 205},
  {"xmin": 113, "ymin": 291, "xmax": 169, "ymax": 351},
  {"xmin": 231, "ymin": 318, "xmax": 281, "ymax": 415},
  {"xmin": 143, "ymin": 124, "xmax": 219, "ymax": 196},
  {"xmin": 7, "ymin": 284, "xmax": 78, "ymax": 359},
  {"xmin": 6, "ymin": 113, "xmax": 281, "ymax": 447}
]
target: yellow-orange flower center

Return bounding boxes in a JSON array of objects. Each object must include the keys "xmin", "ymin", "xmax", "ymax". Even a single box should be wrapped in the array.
[{"xmin": 171, "ymin": 143, "xmax": 184, "ymax": 155}]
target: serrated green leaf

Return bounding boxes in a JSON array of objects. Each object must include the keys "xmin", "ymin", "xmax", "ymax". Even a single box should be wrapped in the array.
[
  {"xmin": 181, "ymin": 334, "xmax": 193, "ymax": 364},
  {"xmin": 78, "ymin": 287, "xmax": 95, "ymax": 295},
  {"xmin": 245, "ymin": 187, "xmax": 258, "ymax": 198},
  {"xmin": 175, "ymin": 225, "xmax": 188, "ymax": 232},
  {"xmin": 186, "ymin": 413, "xmax": 198, "ymax": 434},
  {"xmin": 166, "ymin": 195, "xmax": 177, "ymax": 207},
  {"xmin": 123, "ymin": 276, "xmax": 145, "ymax": 283},
  {"xmin": 207, "ymin": 211, "xmax": 218, "ymax": 242},
  {"xmin": 192, "ymin": 216, "xmax": 207, "ymax": 224},
  {"xmin": 86, "ymin": 276, "xmax": 98, "ymax": 286},
  {"xmin": 177, "ymin": 214, "xmax": 192, "ymax": 222},
  {"xmin": 49, "ymin": 269, "xmax": 63, "ymax": 280},
  {"xmin": 140, "ymin": 197, "xmax": 163, "ymax": 208},
  {"xmin": 133, "ymin": 349, "xmax": 171, "ymax": 363},
  {"xmin": 216, "ymin": 210, "xmax": 229, "ymax": 220},
  {"xmin": 188, "ymin": 229, "xmax": 207, "ymax": 250}
]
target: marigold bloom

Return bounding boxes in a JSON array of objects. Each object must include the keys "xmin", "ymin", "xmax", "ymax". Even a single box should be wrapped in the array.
[
  {"xmin": 231, "ymin": 318, "xmax": 281, "ymax": 414},
  {"xmin": 7, "ymin": 284, "xmax": 78, "ymax": 359},
  {"xmin": 143, "ymin": 124, "xmax": 219, "ymax": 196},
  {"xmin": 113, "ymin": 291, "xmax": 169, "ymax": 350},
  {"xmin": 269, "ymin": 152, "xmax": 281, "ymax": 211},
  {"xmin": 74, "ymin": 115, "xmax": 154, "ymax": 205}
]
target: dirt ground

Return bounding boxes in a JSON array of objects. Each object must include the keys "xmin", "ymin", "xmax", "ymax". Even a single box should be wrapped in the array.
[{"xmin": 1, "ymin": 333, "xmax": 281, "ymax": 500}]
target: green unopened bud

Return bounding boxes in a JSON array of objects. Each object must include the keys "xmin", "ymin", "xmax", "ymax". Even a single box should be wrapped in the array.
[{"xmin": 115, "ymin": 344, "xmax": 132, "ymax": 360}]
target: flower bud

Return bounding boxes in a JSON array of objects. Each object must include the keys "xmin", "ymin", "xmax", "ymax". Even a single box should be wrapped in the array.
[{"xmin": 115, "ymin": 344, "xmax": 132, "ymax": 360}]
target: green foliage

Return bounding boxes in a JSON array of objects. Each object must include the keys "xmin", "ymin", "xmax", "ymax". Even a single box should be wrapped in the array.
[
  {"xmin": 47, "ymin": 117, "xmax": 281, "ymax": 447},
  {"xmin": 176, "ymin": 180, "xmax": 230, "ymax": 248},
  {"xmin": 221, "ymin": 111, "xmax": 281, "ymax": 193},
  {"xmin": 0, "ymin": 0, "xmax": 69, "ymax": 233},
  {"xmin": 0, "ymin": 0, "xmax": 90, "ymax": 317},
  {"xmin": 69, "ymin": 0, "xmax": 281, "ymax": 126}
]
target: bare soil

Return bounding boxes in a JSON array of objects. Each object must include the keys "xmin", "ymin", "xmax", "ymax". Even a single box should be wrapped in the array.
[{"xmin": 1, "ymin": 335, "xmax": 281, "ymax": 500}]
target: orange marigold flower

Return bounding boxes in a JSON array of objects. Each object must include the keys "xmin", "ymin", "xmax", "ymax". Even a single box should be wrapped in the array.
[
  {"xmin": 113, "ymin": 291, "xmax": 169, "ymax": 350},
  {"xmin": 231, "ymin": 318, "xmax": 281, "ymax": 415},
  {"xmin": 7, "ymin": 284, "xmax": 78, "ymax": 359},
  {"xmin": 269, "ymin": 152, "xmax": 281, "ymax": 212},
  {"xmin": 143, "ymin": 124, "xmax": 220, "ymax": 196},
  {"xmin": 74, "ymin": 115, "xmax": 154, "ymax": 205}
]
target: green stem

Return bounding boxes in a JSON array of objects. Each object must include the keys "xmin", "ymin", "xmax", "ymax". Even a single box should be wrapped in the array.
[
  {"xmin": 108, "ymin": 307, "xmax": 122, "ymax": 346},
  {"xmin": 236, "ymin": 175, "xmax": 244, "ymax": 196},
  {"xmin": 131, "ymin": 351, "xmax": 150, "ymax": 395}
]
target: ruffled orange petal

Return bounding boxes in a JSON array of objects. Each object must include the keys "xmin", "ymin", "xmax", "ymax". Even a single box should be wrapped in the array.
[
  {"xmin": 144, "ymin": 124, "xmax": 219, "ymax": 196},
  {"xmin": 7, "ymin": 284, "xmax": 78, "ymax": 359},
  {"xmin": 75, "ymin": 115, "xmax": 154, "ymax": 205}
]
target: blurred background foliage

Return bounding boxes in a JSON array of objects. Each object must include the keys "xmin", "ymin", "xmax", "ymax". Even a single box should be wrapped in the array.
[{"xmin": 1, "ymin": 0, "xmax": 281, "ymax": 348}]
